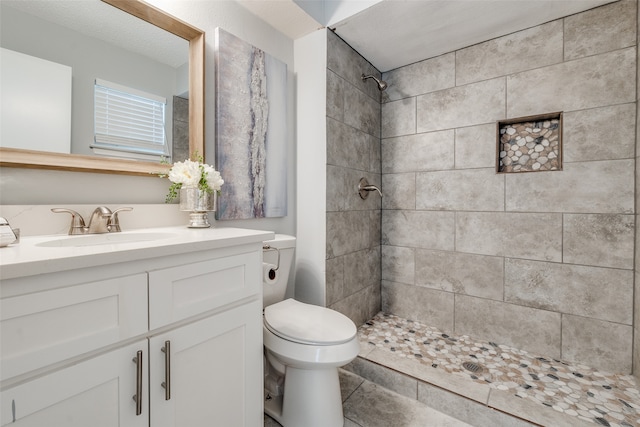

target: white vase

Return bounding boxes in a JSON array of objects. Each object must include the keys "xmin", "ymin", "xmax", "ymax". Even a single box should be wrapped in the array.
[{"xmin": 179, "ymin": 187, "xmax": 216, "ymax": 228}]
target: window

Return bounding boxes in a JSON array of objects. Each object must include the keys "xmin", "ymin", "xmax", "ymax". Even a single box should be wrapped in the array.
[{"xmin": 92, "ymin": 79, "xmax": 169, "ymax": 161}]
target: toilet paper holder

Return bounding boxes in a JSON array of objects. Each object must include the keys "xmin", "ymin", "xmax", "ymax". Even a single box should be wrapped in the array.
[{"xmin": 262, "ymin": 244, "xmax": 280, "ymax": 271}]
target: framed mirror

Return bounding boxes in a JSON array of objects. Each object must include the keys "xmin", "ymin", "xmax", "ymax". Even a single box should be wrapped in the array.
[{"xmin": 0, "ymin": 0, "xmax": 204, "ymax": 176}]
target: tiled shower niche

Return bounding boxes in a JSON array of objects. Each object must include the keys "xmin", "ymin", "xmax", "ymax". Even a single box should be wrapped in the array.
[{"xmin": 497, "ymin": 112, "xmax": 562, "ymax": 173}]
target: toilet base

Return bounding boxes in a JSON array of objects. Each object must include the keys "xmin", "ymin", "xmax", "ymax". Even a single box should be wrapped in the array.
[
  {"xmin": 264, "ymin": 389, "xmax": 283, "ymax": 422},
  {"xmin": 264, "ymin": 365, "xmax": 344, "ymax": 427}
]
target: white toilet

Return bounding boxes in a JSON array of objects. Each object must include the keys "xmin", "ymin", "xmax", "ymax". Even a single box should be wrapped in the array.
[{"xmin": 262, "ymin": 234, "xmax": 359, "ymax": 427}]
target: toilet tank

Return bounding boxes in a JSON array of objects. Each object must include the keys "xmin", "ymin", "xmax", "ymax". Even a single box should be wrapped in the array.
[{"xmin": 263, "ymin": 234, "xmax": 296, "ymax": 308}]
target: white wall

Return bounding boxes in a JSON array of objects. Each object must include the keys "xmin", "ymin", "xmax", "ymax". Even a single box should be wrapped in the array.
[
  {"xmin": 0, "ymin": 1, "xmax": 296, "ymax": 239},
  {"xmin": 293, "ymin": 29, "xmax": 327, "ymax": 305}
]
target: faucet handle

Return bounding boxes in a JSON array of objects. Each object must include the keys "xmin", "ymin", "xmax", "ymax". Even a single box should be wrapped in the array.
[
  {"xmin": 108, "ymin": 207, "xmax": 133, "ymax": 232},
  {"xmin": 51, "ymin": 208, "xmax": 86, "ymax": 235}
]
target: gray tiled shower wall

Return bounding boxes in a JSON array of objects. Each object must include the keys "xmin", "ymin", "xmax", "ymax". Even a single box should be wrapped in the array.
[
  {"xmin": 325, "ymin": 30, "xmax": 382, "ymax": 327},
  {"xmin": 324, "ymin": 0, "xmax": 639, "ymax": 375},
  {"xmin": 379, "ymin": 0, "xmax": 638, "ymax": 374}
]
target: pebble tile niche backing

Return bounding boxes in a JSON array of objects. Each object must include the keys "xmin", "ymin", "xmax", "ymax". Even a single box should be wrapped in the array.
[{"xmin": 497, "ymin": 113, "xmax": 562, "ymax": 173}]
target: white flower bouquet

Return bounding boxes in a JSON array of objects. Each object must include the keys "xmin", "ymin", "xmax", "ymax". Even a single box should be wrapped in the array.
[{"xmin": 163, "ymin": 156, "xmax": 224, "ymax": 203}]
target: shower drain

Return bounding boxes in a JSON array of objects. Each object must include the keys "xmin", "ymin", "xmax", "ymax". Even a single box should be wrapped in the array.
[{"xmin": 462, "ymin": 361, "xmax": 484, "ymax": 374}]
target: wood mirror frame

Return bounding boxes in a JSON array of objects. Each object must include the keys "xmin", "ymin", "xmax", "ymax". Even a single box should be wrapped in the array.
[{"xmin": 0, "ymin": 0, "xmax": 204, "ymax": 176}]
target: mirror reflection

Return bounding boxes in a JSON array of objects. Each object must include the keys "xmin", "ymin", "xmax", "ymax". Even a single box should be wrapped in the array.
[{"xmin": 0, "ymin": 0, "xmax": 190, "ymax": 163}]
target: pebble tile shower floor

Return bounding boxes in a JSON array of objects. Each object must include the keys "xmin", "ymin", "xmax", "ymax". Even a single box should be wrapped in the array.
[{"xmin": 359, "ymin": 313, "xmax": 640, "ymax": 427}]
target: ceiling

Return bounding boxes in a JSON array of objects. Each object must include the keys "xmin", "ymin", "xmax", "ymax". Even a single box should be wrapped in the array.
[
  {"xmin": 239, "ymin": 0, "xmax": 617, "ymax": 72},
  {"xmin": 5, "ymin": 0, "xmax": 618, "ymax": 73},
  {"xmin": 2, "ymin": 0, "xmax": 188, "ymax": 68}
]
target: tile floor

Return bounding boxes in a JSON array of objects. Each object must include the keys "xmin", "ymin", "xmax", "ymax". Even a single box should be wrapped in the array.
[
  {"xmin": 264, "ymin": 312, "xmax": 640, "ymax": 427},
  {"xmin": 264, "ymin": 369, "xmax": 469, "ymax": 427}
]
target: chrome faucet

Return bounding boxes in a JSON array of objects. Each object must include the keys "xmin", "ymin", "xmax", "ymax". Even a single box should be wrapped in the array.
[
  {"xmin": 52, "ymin": 207, "xmax": 132, "ymax": 235},
  {"xmin": 87, "ymin": 206, "xmax": 113, "ymax": 234}
]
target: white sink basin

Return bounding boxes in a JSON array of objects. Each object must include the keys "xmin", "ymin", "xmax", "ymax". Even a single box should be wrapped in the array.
[{"xmin": 36, "ymin": 232, "xmax": 178, "ymax": 248}]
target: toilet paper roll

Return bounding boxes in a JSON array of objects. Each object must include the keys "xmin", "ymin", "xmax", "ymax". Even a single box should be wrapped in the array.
[{"xmin": 263, "ymin": 263, "xmax": 278, "ymax": 285}]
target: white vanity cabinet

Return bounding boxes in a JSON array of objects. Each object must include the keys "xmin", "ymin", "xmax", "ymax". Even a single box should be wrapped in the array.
[
  {"xmin": 146, "ymin": 251, "xmax": 264, "ymax": 427},
  {"xmin": 0, "ymin": 227, "xmax": 272, "ymax": 427}
]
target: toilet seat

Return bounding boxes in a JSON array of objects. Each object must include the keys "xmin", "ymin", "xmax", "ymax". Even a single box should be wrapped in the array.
[{"xmin": 264, "ymin": 299, "xmax": 356, "ymax": 345}]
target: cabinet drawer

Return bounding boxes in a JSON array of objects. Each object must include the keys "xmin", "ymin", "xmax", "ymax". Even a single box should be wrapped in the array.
[
  {"xmin": 1, "ymin": 274, "xmax": 148, "ymax": 382},
  {"xmin": 149, "ymin": 251, "xmax": 261, "ymax": 329}
]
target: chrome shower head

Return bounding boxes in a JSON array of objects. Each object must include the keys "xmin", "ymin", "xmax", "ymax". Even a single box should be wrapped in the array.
[{"xmin": 361, "ymin": 74, "xmax": 387, "ymax": 91}]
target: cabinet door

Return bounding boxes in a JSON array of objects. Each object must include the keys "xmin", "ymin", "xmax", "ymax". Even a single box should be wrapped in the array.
[
  {"xmin": 149, "ymin": 299, "xmax": 263, "ymax": 427},
  {"xmin": 1, "ymin": 273, "xmax": 148, "ymax": 381},
  {"xmin": 1, "ymin": 341, "xmax": 148, "ymax": 427}
]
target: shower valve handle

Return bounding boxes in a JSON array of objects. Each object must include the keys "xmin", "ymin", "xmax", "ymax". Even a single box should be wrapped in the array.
[{"xmin": 358, "ymin": 177, "xmax": 382, "ymax": 199}]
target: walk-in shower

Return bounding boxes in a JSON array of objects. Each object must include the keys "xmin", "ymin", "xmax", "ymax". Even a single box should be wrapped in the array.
[{"xmin": 361, "ymin": 73, "xmax": 387, "ymax": 91}]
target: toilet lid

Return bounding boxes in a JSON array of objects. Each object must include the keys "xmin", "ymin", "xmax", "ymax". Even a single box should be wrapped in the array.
[{"xmin": 264, "ymin": 299, "xmax": 357, "ymax": 345}]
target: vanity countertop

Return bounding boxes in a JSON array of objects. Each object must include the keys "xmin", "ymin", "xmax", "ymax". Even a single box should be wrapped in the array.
[{"xmin": 0, "ymin": 227, "xmax": 274, "ymax": 280}]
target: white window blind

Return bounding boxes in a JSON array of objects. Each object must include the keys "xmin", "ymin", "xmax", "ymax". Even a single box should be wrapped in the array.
[{"xmin": 92, "ymin": 78, "xmax": 169, "ymax": 160}]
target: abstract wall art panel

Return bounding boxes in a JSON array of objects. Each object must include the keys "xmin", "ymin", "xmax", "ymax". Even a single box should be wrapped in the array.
[{"xmin": 215, "ymin": 28, "xmax": 288, "ymax": 220}]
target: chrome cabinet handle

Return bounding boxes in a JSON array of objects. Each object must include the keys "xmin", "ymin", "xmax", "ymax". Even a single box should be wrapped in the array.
[
  {"xmin": 132, "ymin": 350, "xmax": 143, "ymax": 416},
  {"xmin": 161, "ymin": 340, "xmax": 171, "ymax": 400}
]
